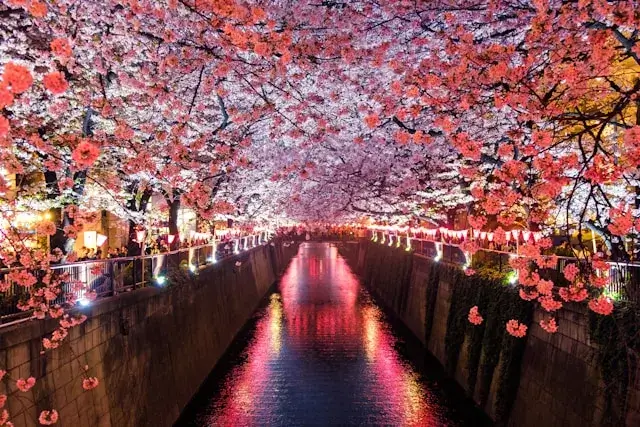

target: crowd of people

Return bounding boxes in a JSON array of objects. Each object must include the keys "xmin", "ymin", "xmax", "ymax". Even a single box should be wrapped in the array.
[
  {"xmin": 275, "ymin": 225, "xmax": 366, "ymax": 240},
  {"xmin": 78, "ymin": 246, "xmax": 121, "ymax": 261},
  {"xmin": 74, "ymin": 230, "xmax": 255, "ymax": 261}
]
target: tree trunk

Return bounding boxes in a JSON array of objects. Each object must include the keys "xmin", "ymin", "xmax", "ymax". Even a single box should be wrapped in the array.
[
  {"xmin": 125, "ymin": 186, "xmax": 153, "ymax": 256},
  {"xmin": 168, "ymin": 192, "xmax": 181, "ymax": 250}
]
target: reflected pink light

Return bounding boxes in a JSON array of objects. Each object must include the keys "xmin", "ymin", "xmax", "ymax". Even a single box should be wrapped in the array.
[{"xmin": 205, "ymin": 243, "xmax": 441, "ymax": 425}]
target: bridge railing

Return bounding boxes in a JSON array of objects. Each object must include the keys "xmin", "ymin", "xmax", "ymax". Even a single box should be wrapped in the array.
[
  {"xmin": 372, "ymin": 231, "xmax": 640, "ymax": 303},
  {"xmin": 0, "ymin": 233, "xmax": 269, "ymax": 325}
]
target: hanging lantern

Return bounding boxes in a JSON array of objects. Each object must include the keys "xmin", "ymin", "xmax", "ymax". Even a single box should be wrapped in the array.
[
  {"xmin": 473, "ymin": 229, "xmax": 480, "ymax": 239},
  {"xmin": 522, "ymin": 231, "xmax": 531, "ymax": 241},
  {"xmin": 487, "ymin": 232, "xmax": 494, "ymax": 242},
  {"xmin": 167, "ymin": 234, "xmax": 176, "ymax": 244},
  {"xmin": 480, "ymin": 232, "xmax": 487, "ymax": 240},
  {"xmin": 136, "ymin": 230, "xmax": 146, "ymax": 243},
  {"xmin": 533, "ymin": 232, "xmax": 543, "ymax": 242},
  {"xmin": 505, "ymin": 231, "xmax": 511, "ymax": 242}
]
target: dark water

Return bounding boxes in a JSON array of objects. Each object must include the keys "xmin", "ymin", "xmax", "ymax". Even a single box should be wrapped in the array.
[{"xmin": 177, "ymin": 243, "xmax": 491, "ymax": 426}]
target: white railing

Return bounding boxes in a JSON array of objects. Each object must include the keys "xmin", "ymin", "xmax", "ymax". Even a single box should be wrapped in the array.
[
  {"xmin": 0, "ymin": 232, "xmax": 271, "ymax": 324},
  {"xmin": 371, "ymin": 230, "xmax": 640, "ymax": 303}
]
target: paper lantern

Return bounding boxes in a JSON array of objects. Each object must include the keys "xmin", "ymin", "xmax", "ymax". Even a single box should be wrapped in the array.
[
  {"xmin": 84, "ymin": 231, "xmax": 97, "ymax": 249},
  {"xmin": 136, "ymin": 230, "xmax": 146, "ymax": 243},
  {"xmin": 167, "ymin": 234, "xmax": 176, "ymax": 244},
  {"xmin": 522, "ymin": 231, "xmax": 531, "ymax": 241},
  {"xmin": 480, "ymin": 232, "xmax": 487, "ymax": 240},
  {"xmin": 487, "ymin": 232, "xmax": 494, "ymax": 242},
  {"xmin": 473, "ymin": 229, "xmax": 480, "ymax": 239},
  {"xmin": 505, "ymin": 231, "xmax": 511, "ymax": 242},
  {"xmin": 96, "ymin": 233, "xmax": 108, "ymax": 247}
]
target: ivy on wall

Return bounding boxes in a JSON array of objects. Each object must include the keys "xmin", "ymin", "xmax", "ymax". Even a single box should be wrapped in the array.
[
  {"xmin": 589, "ymin": 301, "xmax": 639, "ymax": 426},
  {"xmin": 441, "ymin": 264, "xmax": 533, "ymax": 427},
  {"xmin": 423, "ymin": 262, "xmax": 441, "ymax": 344}
]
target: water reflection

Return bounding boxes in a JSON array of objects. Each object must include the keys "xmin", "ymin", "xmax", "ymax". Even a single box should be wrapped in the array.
[{"xmin": 178, "ymin": 243, "xmax": 488, "ymax": 426}]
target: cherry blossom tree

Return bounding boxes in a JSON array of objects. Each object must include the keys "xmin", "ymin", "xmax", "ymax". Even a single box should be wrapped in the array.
[{"xmin": 2, "ymin": 0, "xmax": 640, "ymax": 424}]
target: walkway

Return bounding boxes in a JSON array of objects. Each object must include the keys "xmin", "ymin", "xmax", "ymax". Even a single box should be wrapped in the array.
[{"xmin": 178, "ymin": 242, "xmax": 488, "ymax": 426}]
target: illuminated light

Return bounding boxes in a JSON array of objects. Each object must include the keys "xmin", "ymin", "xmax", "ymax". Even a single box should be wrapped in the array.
[
  {"xmin": 234, "ymin": 240, "xmax": 240, "ymax": 254},
  {"xmin": 155, "ymin": 276, "xmax": 167, "ymax": 286},
  {"xmin": 84, "ymin": 230, "xmax": 97, "ymax": 248},
  {"xmin": 434, "ymin": 254, "xmax": 441, "ymax": 262},
  {"xmin": 604, "ymin": 289, "xmax": 621, "ymax": 301},
  {"xmin": 96, "ymin": 233, "xmax": 108, "ymax": 247},
  {"xmin": 136, "ymin": 229, "xmax": 146, "ymax": 243},
  {"xmin": 507, "ymin": 271, "xmax": 518, "ymax": 285},
  {"xmin": 207, "ymin": 256, "xmax": 217, "ymax": 264},
  {"xmin": 43, "ymin": 212, "xmax": 52, "ymax": 220},
  {"xmin": 15, "ymin": 212, "xmax": 39, "ymax": 224},
  {"xmin": 363, "ymin": 306, "xmax": 379, "ymax": 362},
  {"xmin": 77, "ymin": 298, "xmax": 91, "ymax": 307},
  {"xmin": 268, "ymin": 294, "xmax": 283, "ymax": 355},
  {"xmin": 167, "ymin": 234, "xmax": 176, "ymax": 244},
  {"xmin": 189, "ymin": 264, "xmax": 197, "ymax": 273}
]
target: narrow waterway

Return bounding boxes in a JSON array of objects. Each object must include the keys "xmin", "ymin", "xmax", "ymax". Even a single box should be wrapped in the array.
[{"xmin": 177, "ymin": 242, "xmax": 490, "ymax": 426}]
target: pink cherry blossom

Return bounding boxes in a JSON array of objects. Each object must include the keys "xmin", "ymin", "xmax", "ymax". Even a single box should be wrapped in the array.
[
  {"xmin": 38, "ymin": 410, "xmax": 58, "ymax": 425},
  {"xmin": 506, "ymin": 320, "xmax": 527, "ymax": 338},
  {"xmin": 467, "ymin": 306, "xmax": 483, "ymax": 325},
  {"xmin": 16, "ymin": 377, "xmax": 36, "ymax": 392},
  {"xmin": 43, "ymin": 72, "xmax": 68, "ymax": 95},
  {"xmin": 538, "ymin": 296, "xmax": 563, "ymax": 312},
  {"xmin": 82, "ymin": 377, "xmax": 99, "ymax": 391},
  {"xmin": 588, "ymin": 296, "xmax": 614, "ymax": 316},
  {"xmin": 539, "ymin": 318, "xmax": 558, "ymax": 334},
  {"xmin": 71, "ymin": 141, "xmax": 100, "ymax": 169}
]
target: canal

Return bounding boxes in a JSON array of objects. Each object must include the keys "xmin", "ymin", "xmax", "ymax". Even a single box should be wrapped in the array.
[{"xmin": 177, "ymin": 242, "xmax": 491, "ymax": 426}]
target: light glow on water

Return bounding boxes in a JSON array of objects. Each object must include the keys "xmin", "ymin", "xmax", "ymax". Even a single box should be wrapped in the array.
[{"xmin": 180, "ymin": 242, "xmax": 489, "ymax": 426}]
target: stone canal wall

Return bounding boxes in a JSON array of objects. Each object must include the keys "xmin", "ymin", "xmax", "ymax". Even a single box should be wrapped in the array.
[
  {"xmin": 344, "ymin": 240, "xmax": 640, "ymax": 427},
  {"xmin": 0, "ymin": 241, "xmax": 299, "ymax": 427}
]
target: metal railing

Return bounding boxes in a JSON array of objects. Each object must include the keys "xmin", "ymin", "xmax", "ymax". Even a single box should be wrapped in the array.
[
  {"xmin": 275, "ymin": 231, "xmax": 367, "ymax": 241},
  {"xmin": 0, "ymin": 233, "xmax": 269, "ymax": 325},
  {"xmin": 372, "ymin": 231, "xmax": 640, "ymax": 303}
]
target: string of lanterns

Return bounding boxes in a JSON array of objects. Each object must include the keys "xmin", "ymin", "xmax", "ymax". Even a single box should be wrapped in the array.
[{"xmin": 368, "ymin": 225, "xmax": 544, "ymax": 243}]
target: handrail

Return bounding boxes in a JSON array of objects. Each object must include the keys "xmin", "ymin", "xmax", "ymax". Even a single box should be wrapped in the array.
[
  {"xmin": 373, "ymin": 231, "xmax": 640, "ymax": 267},
  {"xmin": 0, "ymin": 233, "xmax": 271, "ymax": 325},
  {"xmin": 372, "ymin": 231, "xmax": 640, "ymax": 303}
]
